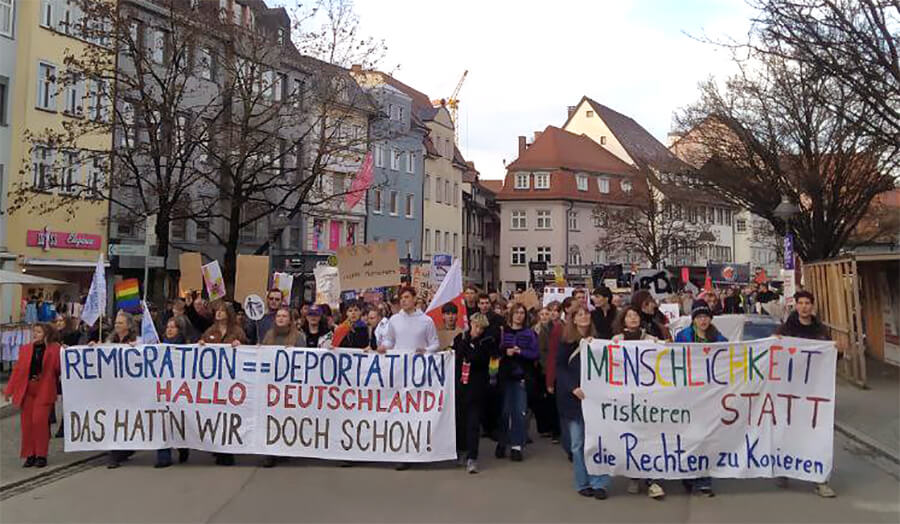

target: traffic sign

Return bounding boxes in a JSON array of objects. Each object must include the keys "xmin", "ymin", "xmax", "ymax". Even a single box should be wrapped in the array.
[
  {"xmin": 146, "ymin": 256, "xmax": 166, "ymax": 268},
  {"xmin": 108, "ymin": 244, "xmax": 148, "ymax": 257}
]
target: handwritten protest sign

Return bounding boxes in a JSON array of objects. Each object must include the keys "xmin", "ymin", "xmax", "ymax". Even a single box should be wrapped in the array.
[
  {"xmin": 542, "ymin": 287, "xmax": 574, "ymax": 307},
  {"xmin": 62, "ymin": 345, "xmax": 456, "ymax": 462},
  {"xmin": 337, "ymin": 242, "xmax": 400, "ymax": 291},
  {"xmin": 516, "ymin": 289, "xmax": 541, "ymax": 311},
  {"xmin": 314, "ymin": 265, "xmax": 340, "ymax": 308},
  {"xmin": 580, "ymin": 337, "xmax": 835, "ymax": 482},
  {"xmin": 412, "ymin": 265, "xmax": 433, "ymax": 297},
  {"xmin": 234, "ymin": 255, "xmax": 269, "ymax": 303},
  {"xmin": 201, "ymin": 261, "xmax": 226, "ymax": 301},
  {"xmin": 431, "ymin": 254, "xmax": 452, "ymax": 287},
  {"xmin": 178, "ymin": 252, "xmax": 203, "ymax": 296}
]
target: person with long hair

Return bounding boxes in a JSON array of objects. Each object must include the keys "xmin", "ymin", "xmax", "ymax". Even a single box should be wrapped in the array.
[
  {"xmin": 612, "ymin": 305, "xmax": 665, "ymax": 499},
  {"xmin": 156, "ymin": 316, "xmax": 191, "ymax": 468},
  {"xmin": 453, "ymin": 313, "xmax": 495, "ymax": 474},
  {"xmin": 104, "ymin": 311, "xmax": 139, "ymax": 468},
  {"xmin": 533, "ymin": 306, "xmax": 560, "ymax": 444},
  {"xmin": 556, "ymin": 304, "xmax": 610, "ymax": 499},
  {"xmin": 261, "ymin": 307, "xmax": 306, "ymax": 347},
  {"xmin": 630, "ymin": 290, "xmax": 670, "ymax": 341},
  {"xmin": 3, "ymin": 323, "xmax": 61, "ymax": 468},
  {"xmin": 673, "ymin": 301, "xmax": 726, "ymax": 497},
  {"xmin": 496, "ymin": 302, "xmax": 539, "ymax": 462}
]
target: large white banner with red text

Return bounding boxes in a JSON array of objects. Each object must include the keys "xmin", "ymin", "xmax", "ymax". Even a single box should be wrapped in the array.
[
  {"xmin": 581, "ymin": 337, "xmax": 835, "ymax": 482},
  {"xmin": 62, "ymin": 345, "xmax": 455, "ymax": 462}
]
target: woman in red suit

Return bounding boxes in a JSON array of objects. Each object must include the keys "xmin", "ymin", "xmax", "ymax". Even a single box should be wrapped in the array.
[{"xmin": 3, "ymin": 323, "xmax": 61, "ymax": 468}]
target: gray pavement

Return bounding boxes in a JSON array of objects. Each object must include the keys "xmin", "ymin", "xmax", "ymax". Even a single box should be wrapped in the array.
[
  {"xmin": 835, "ymin": 358, "xmax": 900, "ymax": 461},
  {"xmin": 0, "ymin": 432, "xmax": 898, "ymax": 523}
]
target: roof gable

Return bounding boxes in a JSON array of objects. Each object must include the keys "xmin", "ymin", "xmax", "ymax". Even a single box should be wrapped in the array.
[{"xmin": 507, "ymin": 126, "xmax": 636, "ymax": 175}]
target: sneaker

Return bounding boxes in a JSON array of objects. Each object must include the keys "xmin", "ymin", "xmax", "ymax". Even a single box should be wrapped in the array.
[
  {"xmin": 578, "ymin": 488, "xmax": 595, "ymax": 497},
  {"xmin": 154, "ymin": 460, "xmax": 172, "ymax": 469},
  {"xmin": 815, "ymin": 483, "xmax": 836, "ymax": 498},
  {"xmin": 395, "ymin": 463, "xmax": 410, "ymax": 471},
  {"xmin": 648, "ymin": 482, "xmax": 665, "ymax": 499},
  {"xmin": 178, "ymin": 449, "xmax": 190, "ymax": 464},
  {"xmin": 698, "ymin": 486, "xmax": 715, "ymax": 497},
  {"xmin": 23, "ymin": 456, "xmax": 35, "ymax": 468},
  {"xmin": 494, "ymin": 445, "xmax": 506, "ymax": 459},
  {"xmin": 262, "ymin": 456, "xmax": 276, "ymax": 468},
  {"xmin": 551, "ymin": 436, "xmax": 560, "ymax": 444},
  {"xmin": 510, "ymin": 448, "xmax": 523, "ymax": 462},
  {"xmin": 215, "ymin": 454, "xmax": 235, "ymax": 466},
  {"xmin": 593, "ymin": 488, "xmax": 608, "ymax": 500},
  {"xmin": 466, "ymin": 459, "xmax": 479, "ymax": 474},
  {"xmin": 627, "ymin": 479, "xmax": 641, "ymax": 494}
]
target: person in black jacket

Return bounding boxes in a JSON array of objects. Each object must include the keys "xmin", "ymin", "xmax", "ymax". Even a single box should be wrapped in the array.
[
  {"xmin": 338, "ymin": 301, "xmax": 370, "ymax": 349},
  {"xmin": 156, "ymin": 317, "xmax": 191, "ymax": 468},
  {"xmin": 775, "ymin": 290, "xmax": 836, "ymax": 498},
  {"xmin": 475, "ymin": 293, "xmax": 503, "ymax": 439},
  {"xmin": 590, "ymin": 286, "xmax": 616, "ymax": 339},
  {"xmin": 454, "ymin": 313, "xmax": 495, "ymax": 474},
  {"xmin": 556, "ymin": 303, "xmax": 610, "ymax": 500}
]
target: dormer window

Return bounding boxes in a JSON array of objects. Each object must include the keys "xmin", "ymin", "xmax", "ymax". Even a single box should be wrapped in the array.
[
  {"xmin": 598, "ymin": 176, "xmax": 610, "ymax": 193},
  {"xmin": 576, "ymin": 174, "xmax": 588, "ymax": 192},
  {"xmin": 534, "ymin": 172, "xmax": 550, "ymax": 189},
  {"xmin": 621, "ymin": 180, "xmax": 633, "ymax": 193},
  {"xmin": 514, "ymin": 173, "xmax": 529, "ymax": 189}
]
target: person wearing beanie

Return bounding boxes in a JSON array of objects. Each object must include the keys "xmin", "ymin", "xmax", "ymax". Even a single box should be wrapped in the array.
[{"xmin": 674, "ymin": 301, "xmax": 727, "ymax": 496}]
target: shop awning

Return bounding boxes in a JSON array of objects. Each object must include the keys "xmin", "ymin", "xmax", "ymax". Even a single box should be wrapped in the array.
[{"xmin": 0, "ymin": 269, "xmax": 68, "ymax": 286}]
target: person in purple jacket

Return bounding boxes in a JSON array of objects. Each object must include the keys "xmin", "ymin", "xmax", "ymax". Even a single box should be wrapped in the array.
[{"xmin": 495, "ymin": 302, "xmax": 539, "ymax": 462}]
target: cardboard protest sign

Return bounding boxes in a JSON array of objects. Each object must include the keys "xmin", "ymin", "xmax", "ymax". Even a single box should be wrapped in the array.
[
  {"xmin": 633, "ymin": 268, "xmax": 673, "ymax": 300},
  {"xmin": 581, "ymin": 337, "xmax": 836, "ymax": 482},
  {"xmin": 412, "ymin": 265, "xmax": 433, "ymax": 297},
  {"xmin": 234, "ymin": 255, "xmax": 269, "ymax": 303},
  {"xmin": 178, "ymin": 252, "xmax": 203, "ymax": 296},
  {"xmin": 337, "ymin": 242, "xmax": 400, "ymax": 291},
  {"xmin": 201, "ymin": 261, "xmax": 226, "ymax": 301},
  {"xmin": 516, "ymin": 289, "xmax": 541, "ymax": 311},
  {"xmin": 273, "ymin": 272, "xmax": 294, "ymax": 305},
  {"xmin": 542, "ymin": 287, "xmax": 574, "ymax": 307},
  {"xmin": 62, "ymin": 345, "xmax": 456, "ymax": 462},
  {"xmin": 314, "ymin": 265, "xmax": 341, "ymax": 308}
]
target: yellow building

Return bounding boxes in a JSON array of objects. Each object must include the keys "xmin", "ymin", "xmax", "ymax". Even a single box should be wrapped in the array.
[{"xmin": 3, "ymin": 0, "xmax": 112, "ymax": 322}]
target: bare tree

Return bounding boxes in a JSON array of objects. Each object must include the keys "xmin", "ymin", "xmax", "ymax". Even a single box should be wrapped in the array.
[{"xmin": 592, "ymin": 180, "xmax": 713, "ymax": 269}]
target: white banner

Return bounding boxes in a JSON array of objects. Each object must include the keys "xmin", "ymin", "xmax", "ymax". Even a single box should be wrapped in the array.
[
  {"xmin": 62, "ymin": 345, "xmax": 455, "ymax": 462},
  {"xmin": 581, "ymin": 337, "xmax": 835, "ymax": 482}
]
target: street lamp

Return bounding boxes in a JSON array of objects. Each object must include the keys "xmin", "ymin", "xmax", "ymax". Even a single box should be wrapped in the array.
[
  {"xmin": 772, "ymin": 194, "xmax": 799, "ymax": 302},
  {"xmin": 772, "ymin": 194, "xmax": 799, "ymax": 222}
]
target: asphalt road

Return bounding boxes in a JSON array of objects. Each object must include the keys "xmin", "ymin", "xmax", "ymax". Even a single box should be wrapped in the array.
[{"xmin": 1, "ymin": 431, "xmax": 898, "ymax": 523}]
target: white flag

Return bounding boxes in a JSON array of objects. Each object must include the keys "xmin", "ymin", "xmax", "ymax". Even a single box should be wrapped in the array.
[
  {"xmin": 81, "ymin": 254, "xmax": 106, "ymax": 327},
  {"xmin": 140, "ymin": 301, "xmax": 160, "ymax": 344}
]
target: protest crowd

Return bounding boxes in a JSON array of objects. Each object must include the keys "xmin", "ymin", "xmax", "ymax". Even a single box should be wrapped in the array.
[{"xmin": 2, "ymin": 275, "xmax": 838, "ymax": 500}]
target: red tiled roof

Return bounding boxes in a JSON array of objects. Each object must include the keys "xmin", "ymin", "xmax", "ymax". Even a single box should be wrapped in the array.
[
  {"xmin": 360, "ymin": 70, "xmax": 435, "ymax": 120},
  {"xmin": 495, "ymin": 169, "xmax": 648, "ymax": 204},
  {"xmin": 480, "ymin": 180, "xmax": 503, "ymax": 194},
  {"xmin": 506, "ymin": 126, "xmax": 636, "ymax": 175}
]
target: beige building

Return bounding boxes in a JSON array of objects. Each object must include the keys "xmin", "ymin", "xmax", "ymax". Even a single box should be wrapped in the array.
[{"xmin": 496, "ymin": 126, "xmax": 639, "ymax": 292}]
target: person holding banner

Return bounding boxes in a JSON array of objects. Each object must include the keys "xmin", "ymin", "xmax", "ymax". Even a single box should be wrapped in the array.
[
  {"xmin": 496, "ymin": 302, "xmax": 539, "ymax": 462},
  {"xmin": 366, "ymin": 305, "xmax": 390, "ymax": 350},
  {"xmin": 590, "ymin": 287, "xmax": 617, "ymax": 339},
  {"xmin": 257, "ymin": 289, "xmax": 284, "ymax": 343},
  {"xmin": 631, "ymin": 290, "xmax": 671, "ymax": 341},
  {"xmin": 673, "ymin": 301, "xmax": 727, "ymax": 496},
  {"xmin": 335, "ymin": 301, "xmax": 369, "ymax": 349},
  {"xmin": 453, "ymin": 313, "xmax": 495, "ymax": 474},
  {"xmin": 155, "ymin": 317, "xmax": 192, "ymax": 468},
  {"xmin": 555, "ymin": 304, "xmax": 611, "ymax": 499},
  {"xmin": 104, "ymin": 311, "xmax": 139, "ymax": 469},
  {"xmin": 774, "ymin": 290, "xmax": 837, "ymax": 498},
  {"xmin": 533, "ymin": 307, "xmax": 561, "ymax": 444},
  {"xmin": 3, "ymin": 323, "xmax": 61, "ymax": 468},
  {"xmin": 300, "ymin": 306, "xmax": 332, "ymax": 348},
  {"xmin": 261, "ymin": 307, "xmax": 306, "ymax": 347}
]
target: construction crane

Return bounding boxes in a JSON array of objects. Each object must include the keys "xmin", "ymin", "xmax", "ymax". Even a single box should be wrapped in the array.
[{"xmin": 432, "ymin": 70, "xmax": 468, "ymax": 145}]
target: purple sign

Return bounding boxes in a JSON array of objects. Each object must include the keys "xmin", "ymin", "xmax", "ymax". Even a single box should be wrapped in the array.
[{"xmin": 784, "ymin": 233, "xmax": 795, "ymax": 270}]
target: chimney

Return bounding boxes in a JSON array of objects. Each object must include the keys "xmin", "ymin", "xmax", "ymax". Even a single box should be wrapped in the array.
[
  {"xmin": 350, "ymin": 64, "xmax": 362, "ymax": 74},
  {"xmin": 533, "ymin": 130, "xmax": 542, "ymax": 142},
  {"xmin": 567, "ymin": 106, "xmax": 577, "ymax": 119},
  {"xmin": 518, "ymin": 136, "xmax": 527, "ymax": 156}
]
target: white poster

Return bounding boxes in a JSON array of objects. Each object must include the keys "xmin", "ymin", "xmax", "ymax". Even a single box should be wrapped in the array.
[
  {"xmin": 580, "ymin": 337, "xmax": 836, "ymax": 482},
  {"xmin": 659, "ymin": 303, "xmax": 681, "ymax": 323},
  {"xmin": 62, "ymin": 345, "xmax": 456, "ymax": 462},
  {"xmin": 542, "ymin": 287, "xmax": 574, "ymax": 307},
  {"xmin": 272, "ymin": 272, "xmax": 294, "ymax": 306},
  {"xmin": 314, "ymin": 265, "xmax": 340, "ymax": 309}
]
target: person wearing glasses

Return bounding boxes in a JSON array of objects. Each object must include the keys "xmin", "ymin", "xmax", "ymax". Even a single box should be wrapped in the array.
[{"xmin": 256, "ymin": 289, "xmax": 285, "ymax": 343}]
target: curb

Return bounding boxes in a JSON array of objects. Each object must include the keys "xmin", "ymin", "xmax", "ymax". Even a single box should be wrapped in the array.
[
  {"xmin": 834, "ymin": 420, "xmax": 900, "ymax": 465},
  {"xmin": 0, "ymin": 453, "xmax": 106, "ymax": 499},
  {"xmin": 0, "ymin": 403, "xmax": 16, "ymax": 420}
]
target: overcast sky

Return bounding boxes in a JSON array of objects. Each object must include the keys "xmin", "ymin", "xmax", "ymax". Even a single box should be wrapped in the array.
[{"xmin": 348, "ymin": 1, "xmax": 754, "ymax": 179}]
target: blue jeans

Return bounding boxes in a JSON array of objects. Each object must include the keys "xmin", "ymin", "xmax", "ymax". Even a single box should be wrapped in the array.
[
  {"xmin": 566, "ymin": 418, "xmax": 610, "ymax": 492},
  {"xmin": 499, "ymin": 380, "xmax": 527, "ymax": 448}
]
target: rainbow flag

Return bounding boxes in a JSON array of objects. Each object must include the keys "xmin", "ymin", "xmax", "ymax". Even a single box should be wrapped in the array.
[{"xmin": 115, "ymin": 278, "xmax": 141, "ymax": 313}]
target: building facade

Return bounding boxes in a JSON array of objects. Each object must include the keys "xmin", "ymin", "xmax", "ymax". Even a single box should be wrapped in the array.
[
  {"xmin": 563, "ymin": 97, "xmax": 737, "ymax": 269},
  {"xmin": 1, "ymin": 0, "xmax": 18, "ymax": 320},
  {"xmin": 4, "ymin": 0, "xmax": 113, "ymax": 321},
  {"xmin": 496, "ymin": 126, "xmax": 639, "ymax": 292},
  {"xmin": 462, "ymin": 164, "xmax": 500, "ymax": 291}
]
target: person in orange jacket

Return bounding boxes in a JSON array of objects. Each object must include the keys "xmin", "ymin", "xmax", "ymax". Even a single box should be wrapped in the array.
[{"xmin": 3, "ymin": 323, "xmax": 62, "ymax": 468}]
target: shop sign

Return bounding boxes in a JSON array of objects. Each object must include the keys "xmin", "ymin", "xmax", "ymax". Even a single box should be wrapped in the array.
[{"xmin": 27, "ymin": 228, "xmax": 102, "ymax": 251}]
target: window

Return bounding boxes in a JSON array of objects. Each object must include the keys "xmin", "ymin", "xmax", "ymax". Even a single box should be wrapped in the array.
[
  {"xmin": 536, "ymin": 210, "xmax": 551, "ymax": 229},
  {"xmin": 0, "ymin": 0, "xmax": 13, "ymax": 38},
  {"xmin": 195, "ymin": 46, "xmax": 213, "ymax": 80},
  {"xmin": 435, "ymin": 176, "xmax": 442, "ymax": 203},
  {"xmin": 424, "ymin": 228, "xmax": 431, "ymax": 253},
  {"xmin": 86, "ymin": 156, "xmax": 105, "ymax": 197},
  {"xmin": 535, "ymin": 172, "xmax": 550, "ymax": 189},
  {"xmin": 592, "ymin": 212, "xmax": 604, "ymax": 228},
  {"xmin": 374, "ymin": 144, "xmax": 384, "ymax": 168},
  {"xmin": 31, "ymin": 145, "xmax": 52, "ymax": 190},
  {"xmin": 147, "ymin": 28, "xmax": 165, "ymax": 64},
  {"xmin": 445, "ymin": 180, "xmax": 451, "ymax": 205},
  {"xmin": 621, "ymin": 180, "xmax": 633, "ymax": 193},
  {"xmin": 725, "ymin": 209, "xmax": 732, "ymax": 226},
  {"xmin": 36, "ymin": 62, "xmax": 56, "ymax": 111},
  {"xmin": 716, "ymin": 207, "xmax": 724, "ymax": 225},
  {"xmin": 424, "ymin": 175, "xmax": 430, "ymax": 200},
  {"xmin": 40, "ymin": 0, "xmax": 53, "ymax": 28},
  {"xmin": 598, "ymin": 177, "xmax": 610, "ymax": 193},
  {"xmin": 406, "ymin": 151, "xmax": 415, "ymax": 174},
  {"xmin": 170, "ymin": 219, "xmax": 186, "ymax": 241},
  {"xmin": 117, "ymin": 100, "xmax": 133, "ymax": 146},
  {"xmin": 568, "ymin": 211, "xmax": 579, "ymax": 231},
  {"xmin": 390, "ymin": 148, "xmax": 400, "ymax": 170},
  {"xmin": 736, "ymin": 218, "xmax": 747, "ymax": 233},
  {"xmin": 60, "ymin": 150, "xmax": 79, "ymax": 194},
  {"xmin": 593, "ymin": 246, "xmax": 606, "ymax": 264},
  {"xmin": 373, "ymin": 188, "xmax": 382, "ymax": 214},
  {"xmin": 117, "ymin": 219, "xmax": 134, "ymax": 238},
  {"xmin": 444, "ymin": 232, "xmax": 450, "ymax": 254},
  {"xmin": 389, "ymin": 190, "xmax": 398, "ymax": 215},
  {"xmin": 453, "ymin": 183, "xmax": 458, "ymax": 206},
  {"xmin": 511, "ymin": 210, "xmax": 526, "ymax": 230},
  {"xmin": 0, "ymin": 78, "xmax": 7, "ymax": 125},
  {"xmin": 576, "ymin": 174, "xmax": 588, "ymax": 191},
  {"xmin": 405, "ymin": 194, "xmax": 414, "ymax": 218},
  {"xmin": 435, "ymin": 230, "xmax": 441, "ymax": 252},
  {"xmin": 511, "ymin": 246, "xmax": 526, "ymax": 266},
  {"xmin": 452, "ymin": 233, "xmax": 457, "ymax": 256},
  {"xmin": 569, "ymin": 247, "xmax": 583, "ymax": 266},
  {"xmin": 86, "ymin": 79, "xmax": 109, "ymax": 122},
  {"xmin": 536, "ymin": 246, "xmax": 552, "ymax": 264},
  {"xmin": 514, "ymin": 173, "xmax": 529, "ymax": 189}
]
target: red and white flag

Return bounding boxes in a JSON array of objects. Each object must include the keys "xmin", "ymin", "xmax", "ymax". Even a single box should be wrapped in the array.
[
  {"xmin": 426, "ymin": 258, "xmax": 467, "ymax": 329},
  {"xmin": 345, "ymin": 151, "xmax": 374, "ymax": 210}
]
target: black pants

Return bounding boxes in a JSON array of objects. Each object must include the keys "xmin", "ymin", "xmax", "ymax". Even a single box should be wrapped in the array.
[
  {"xmin": 536, "ymin": 392, "xmax": 560, "ymax": 437},
  {"xmin": 456, "ymin": 396, "xmax": 483, "ymax": 461}
]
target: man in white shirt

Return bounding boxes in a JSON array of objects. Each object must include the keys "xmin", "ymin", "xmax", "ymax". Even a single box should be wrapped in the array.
[{"xmin": 378, "ymin": 287, "xmax": 439, "ymax": 354}]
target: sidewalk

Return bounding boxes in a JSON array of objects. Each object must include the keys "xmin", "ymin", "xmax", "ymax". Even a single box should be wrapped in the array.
[{"xmin": 834, "ymin": 357, "xmax": 900, "ymax": 462}]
